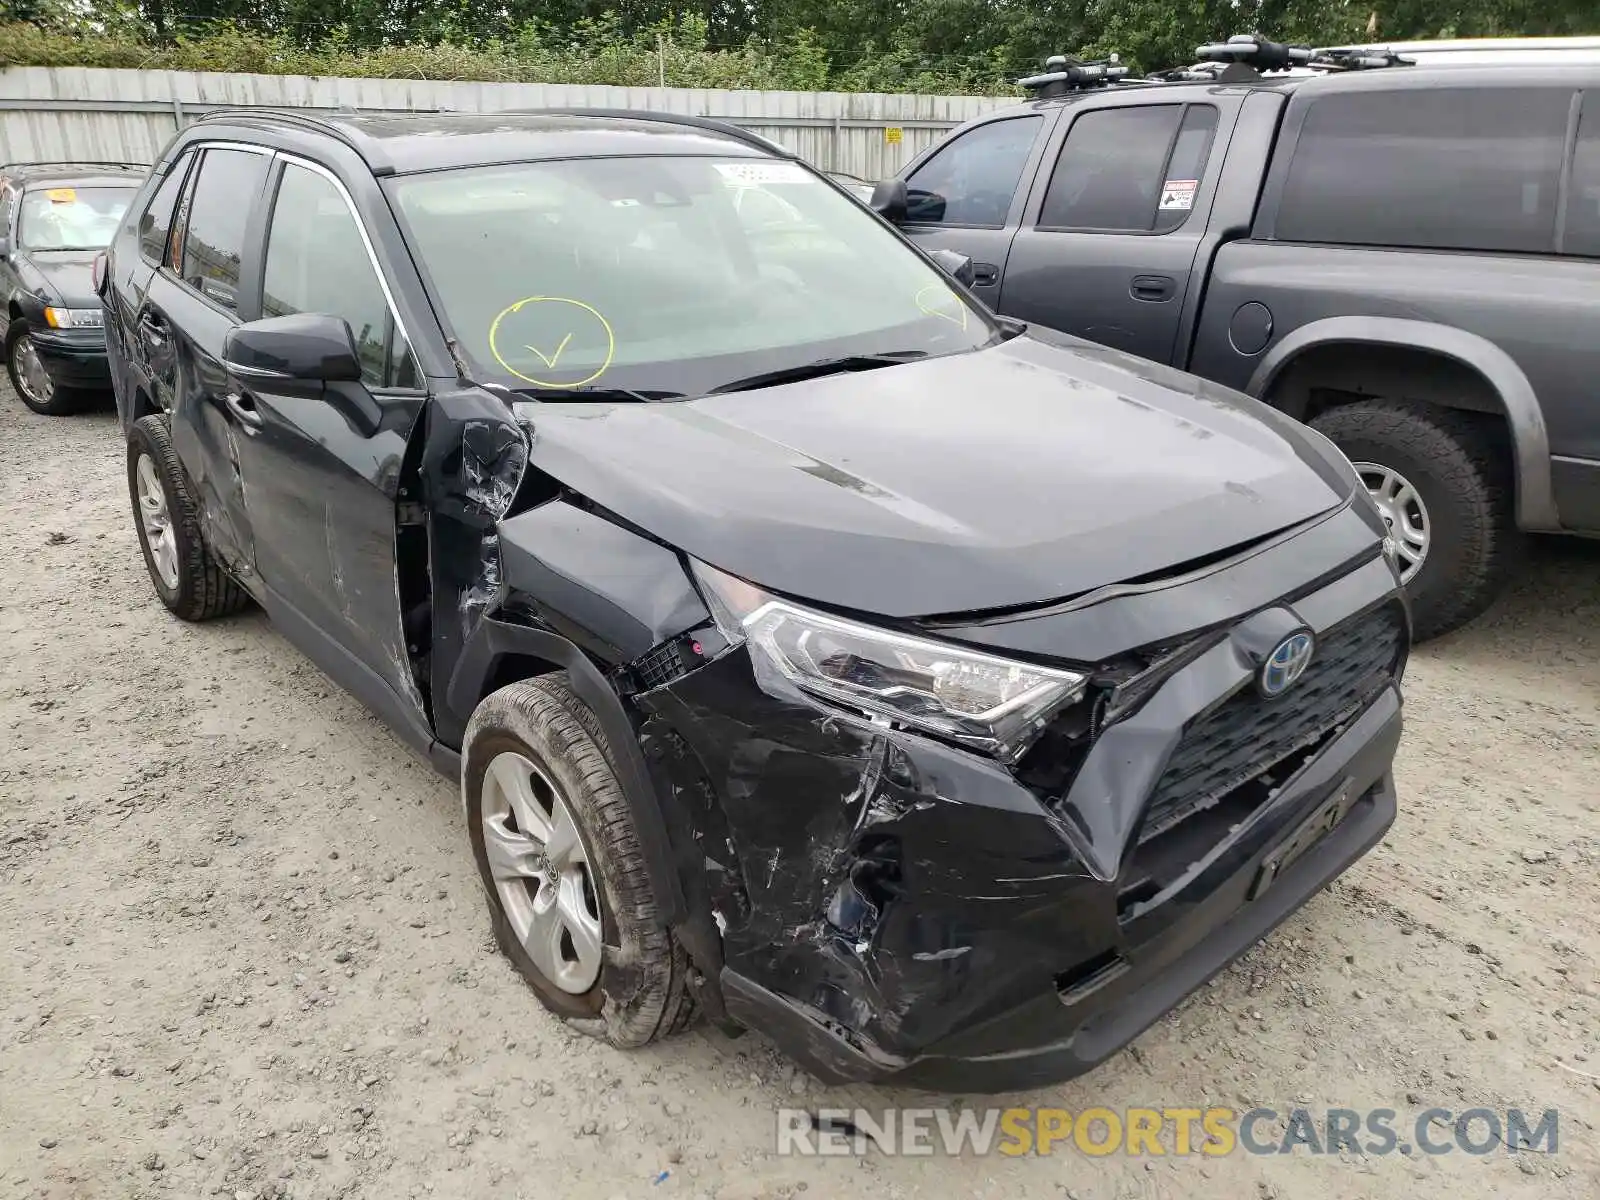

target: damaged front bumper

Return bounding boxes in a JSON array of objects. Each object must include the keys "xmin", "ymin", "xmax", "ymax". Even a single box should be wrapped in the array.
[{"xmin": 634, "ymin": 517, "xmax": 1406, "ymax": 1093}]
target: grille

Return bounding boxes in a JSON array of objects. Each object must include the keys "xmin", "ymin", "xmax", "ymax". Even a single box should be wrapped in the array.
[
  {"xmin": 1139, "ymin": 604, "xmax": 1405, "ymax": 843},
  {"xmin": 630, "ymin": 638, "xmax": 695, "ymax": 692}
]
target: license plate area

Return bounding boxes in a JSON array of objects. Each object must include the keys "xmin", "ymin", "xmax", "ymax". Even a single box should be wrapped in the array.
[{"xmin": 1248, "ymin": 780, "xmax": 1357, "ymax": 900}]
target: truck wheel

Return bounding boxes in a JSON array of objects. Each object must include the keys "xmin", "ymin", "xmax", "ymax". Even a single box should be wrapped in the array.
[
  {"xmin": 126, "ymin": 415, "xmax": 249, "ymax": 620},
  {"xmin": 464, "ymin": 676, "xmax": 696, "ymax": 1047},
  {"xmin": 1310, "ymin": 401, "xmax": 1519, "ymax": 641},
  {"xmin": 5, "ymin": 320, "xmax": 87, "ymax": 415}
]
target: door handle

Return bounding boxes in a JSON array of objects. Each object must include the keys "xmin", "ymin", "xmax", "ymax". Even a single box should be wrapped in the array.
[
  {"xmin": 225, "ymin": 390, "xmax": 263, "ymax": 428},
  {"xmin": 1130, "ymin": 275, "xmax": 1176, "ymax": 302},
  {"xmin": 972, "ymin": 263, "xmax": 1000, "ymax": 286}
]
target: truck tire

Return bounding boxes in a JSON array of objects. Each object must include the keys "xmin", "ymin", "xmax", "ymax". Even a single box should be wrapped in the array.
[
  {"xmin": 127, "ymin": 415, "xmax": 250, "ymax": 620},
  {"xmin": 464, "ymin": 676, "xmax": 696, "ymax": 1047},
  {"xmin": 1310, "ymin": 401, "xmax": 1519, "ymax": 641}
]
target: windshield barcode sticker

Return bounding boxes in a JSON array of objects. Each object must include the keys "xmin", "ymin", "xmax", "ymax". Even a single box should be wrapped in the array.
[
  {"xmin": 1159, "ymin": 180, "xmax": 1197, "ymax": 211},
  {"xmin": 715, "ymin": 162, "xmax": 810, "ymax": 186}
]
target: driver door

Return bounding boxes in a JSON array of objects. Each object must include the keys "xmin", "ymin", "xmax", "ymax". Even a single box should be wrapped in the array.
[
  {"xmin": 896, "ymin": 113, "xmax": 1055, "ymax": 309},
  {"xmin": 226, "ymin": 155, "xmax": 429, "ymax": 723}
]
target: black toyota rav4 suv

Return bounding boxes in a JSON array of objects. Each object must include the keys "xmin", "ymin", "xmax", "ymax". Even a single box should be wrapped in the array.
[{"xmin": 102, "ymin": 108, "xmax": 1408, "ymax": 1091}]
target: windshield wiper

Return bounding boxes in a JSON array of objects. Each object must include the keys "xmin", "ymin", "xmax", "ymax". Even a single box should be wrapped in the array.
[
  {"xmin": 708, "ymin": 351, "xmax": 927, "ymax": 395},
  {"xmin": 509, "ymin": 385, "xmax": 685, "ymax": 403}
]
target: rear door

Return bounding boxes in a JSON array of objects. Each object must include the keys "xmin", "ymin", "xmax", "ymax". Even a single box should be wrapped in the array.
[
  {"xmin": 1000, "ymin": 98, "xmax": 1236, "ymax": 364},
  {"xmin": 144, "ymin": 145, "xmax": 273, "ymax": 579},
  {"xmin": 897, "ymin": 112, "xmax": 1056, "ymax": 308},
  {"xmin": 226, "ymin": 154, "xmax": 429, "ymax": 713},
  {"xmin": 106, "ymin": 150, "xmax": 196, "ymax": 426}
]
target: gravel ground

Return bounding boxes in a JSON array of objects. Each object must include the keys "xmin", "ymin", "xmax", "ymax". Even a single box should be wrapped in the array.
[{"xmin": 2, "ymin": 383, "xmax": 1598, "ymax": 1200}]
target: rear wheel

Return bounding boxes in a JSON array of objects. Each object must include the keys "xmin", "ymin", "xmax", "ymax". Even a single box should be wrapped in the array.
[
  {"xmin": 126, "ymin": 415, "xmax": 249, "ymax": 621},
  {"xmin": 464, "ymin": 676, "xmax": 695, "ymax": 1047},
  {"xmin": 1310, "ymin": 400, "xmax": 1520, "ymax": 640},
  {"xmin": 5, "ymin": 320, "xmax": 87, "ymax": 416}
]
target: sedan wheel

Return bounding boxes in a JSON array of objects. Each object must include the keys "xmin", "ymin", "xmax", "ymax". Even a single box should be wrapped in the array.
[{"xmin": 11, "ymin": 331, "xmax": 55, "ymax": 409}]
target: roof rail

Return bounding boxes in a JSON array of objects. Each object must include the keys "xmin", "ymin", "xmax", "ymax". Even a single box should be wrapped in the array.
[
  {"xmin": 1018, "ymin": 55, "xmax": 1131, "ymax": 98},
  {"xmin": 191, "ymin": 107, "xmax": 393, "ymax": 173},
  {"xmin": 499, "ymin": 108, "xmax": 794, "ymax": 158},
  {"xmin": 0, "ymin": 159, "xmax": 146, "ymax": 173}
]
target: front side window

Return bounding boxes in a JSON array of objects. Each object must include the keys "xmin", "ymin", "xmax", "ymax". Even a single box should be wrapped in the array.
[
  {"xmin": 1275, "ymin": 88, "xmax": 1570, "ymax": 254},
  {"xmin": 388, "ymin": 155, "xmax": 997, "ymax": 396},
  {"xmin": 138, "ymin": 153, "xmax": 194, "ymax": 267},
  {"xmin": 17, "ymin": 185, "xmax": 137, "ymax": 251},
  {"xmin": 179, "ymin": 148, "xmax": 269, "ymax": 311},
  {"xmin": 263, "ymin": 162, "xmax": 415, "ymax": 388},
  {"xmin": 904, "ymin": 117, "xmax": 1043, "ymax": 227},
  {"xmin": 1039, "ymin": 104, "xmax": 1218, "ymax": 233}
]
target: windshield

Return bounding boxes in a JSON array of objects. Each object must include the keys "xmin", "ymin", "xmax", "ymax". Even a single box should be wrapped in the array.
[
  {"xmin": 18, "ymin": 185, "xmax": 136, "ymax": 251},
  {"xmin": 386, "ymin": 155, "xmax": 995, "ymax": 395}
]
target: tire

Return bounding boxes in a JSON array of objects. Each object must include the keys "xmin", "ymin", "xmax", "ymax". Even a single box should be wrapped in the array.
[
  {"xmin": 126, "ymin": 414, "xmax": 249, "ymax": 621},
  {"xmin": 5, "ymin": 319, "xmax": 88, "ymax": 416},
  {"xmin": 464, "ymin": 676, "xmax": 695, "ymax": 1048},
  {"xmin": 1310, "ymin": 400, "xmax": 1520, "ymax": 641}
]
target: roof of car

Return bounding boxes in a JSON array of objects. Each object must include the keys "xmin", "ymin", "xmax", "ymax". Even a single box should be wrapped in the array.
[
  {"xmin": 1, "ymin": 162, "xmax": 146, "ymax": 189},
  {"xmin": 191, "ymin": 109, "xmax": 781, "ymax": 175}
]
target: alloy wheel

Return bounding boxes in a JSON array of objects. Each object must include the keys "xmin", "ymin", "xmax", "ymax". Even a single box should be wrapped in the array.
[
  {"xmin": 134, "ymin": 453, "xmax": 180, "ymax": 590},
  {"xmin": 1354, "ymin": 461, "xmax": 1430, "ymax": 583},
  {"xmin": 480, "ymin": 750, "xmax": 604, "ymax": 994}
]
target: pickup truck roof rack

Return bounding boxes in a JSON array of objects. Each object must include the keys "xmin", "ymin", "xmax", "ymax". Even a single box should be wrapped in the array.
[
  {"xmin": 1021, "ymin": 34, "xmax": 1413, "ymax": 95},
  {"xmin": 1154, "ymin": 34, "xmax": 1414, "ymax": 81},
  {"xmin": 1018, "ymin": 55, "xmax": 1131, "ymax": 98}
]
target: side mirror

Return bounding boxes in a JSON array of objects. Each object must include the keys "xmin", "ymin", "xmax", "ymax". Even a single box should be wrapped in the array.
[
  {"xmin": 224, "ymin": 313, "xmax": 362, "ymax": 383},
  {"xmin": 0, "ymin": 235, "xmax": 10, "ymax": 259},
  {"xmin": 869, "ymin": 179, "xmax": 908, "ymax": 224},
  {"xmin": 927, "ymin": 248, "xmax": 975, "ymax": 288}
]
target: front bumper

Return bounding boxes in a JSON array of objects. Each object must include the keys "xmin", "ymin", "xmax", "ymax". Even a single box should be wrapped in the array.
[
  {"xmin": 636, "ymin": 505, "xmax": 1407, "ymax": 1093},
  {"xmin": 31, "ymin": 328, "xmax": 110, "ymax": 389}
]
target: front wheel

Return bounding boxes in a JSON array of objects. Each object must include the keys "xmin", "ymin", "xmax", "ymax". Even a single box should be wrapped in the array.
[
  {"xmin": 1310, "ymin": 401, "xmax": 1521, "ymax": 641},
  {"xmin": 5, "ymin": 320, "xmax": 86, "ymax": 416},
  {"xmin": 464, "ymin": 676, "xmax": 695, "ymax": 1047}
]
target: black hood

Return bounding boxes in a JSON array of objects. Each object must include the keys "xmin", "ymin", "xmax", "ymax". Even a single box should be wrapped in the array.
[
  {"xmin": 16, "ymin": 250, "xmax": 99, "ymax": 308},
  {"xmin": 521, "ymin": 334, "xmax": 1353, "ymax": 619}
]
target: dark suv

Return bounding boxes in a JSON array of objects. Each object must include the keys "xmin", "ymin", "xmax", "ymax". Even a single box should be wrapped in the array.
[
  {"xmin": 102, "ymin": 108, "xmax": 1406, "ymax": 1091},
  {"xmin": 1, "ymin": 161, "xmax": 143, "ymax": 413},
  {"xmin": 885, "ymin": 40, "xmax": 1600, "ymax": 639}
]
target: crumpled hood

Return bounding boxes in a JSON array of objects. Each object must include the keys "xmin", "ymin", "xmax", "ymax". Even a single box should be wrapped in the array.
[
  {"xmin": 521, "ymin": 333, "xmax": 1352, "ymax": 619},
  {"xmin": 16, "ymin": 250, "xmax": 99, "ymax": 308}
]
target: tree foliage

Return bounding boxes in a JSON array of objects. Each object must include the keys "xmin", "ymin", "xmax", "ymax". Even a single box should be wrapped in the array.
[{"xmin": 2, "ymin": 1, "xmax": 1596, "ymax": 94}]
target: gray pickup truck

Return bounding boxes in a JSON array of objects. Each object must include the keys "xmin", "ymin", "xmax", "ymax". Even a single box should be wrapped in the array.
[{"xmin": 882, "ymin": 42, "xmax": 1600, "ymax": 639}]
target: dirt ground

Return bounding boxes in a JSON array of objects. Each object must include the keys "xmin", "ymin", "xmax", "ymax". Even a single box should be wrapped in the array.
[{"xmin": 1, "ymin": 382, "xmax": 1597, "ymax": 1200}]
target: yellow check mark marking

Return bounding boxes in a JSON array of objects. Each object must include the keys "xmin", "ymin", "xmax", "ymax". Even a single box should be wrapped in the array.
[{"xmin": 525, "ymin": 332, "xmax": 574, "ymax": 371}]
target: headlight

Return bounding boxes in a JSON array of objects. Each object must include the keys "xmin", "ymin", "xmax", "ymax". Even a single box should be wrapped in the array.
[
  {"xmin": 43, "ymin": 306, "xmax": 103, "ymax": 330},
  {"xmin": 692, "ymin": 561, "xmax": 1087, "ymax": 762}
]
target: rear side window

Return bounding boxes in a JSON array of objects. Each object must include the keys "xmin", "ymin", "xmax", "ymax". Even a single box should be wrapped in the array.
[
  {"xmin": 1038, "ymin": 104, "xmax": 1218, "ymax": 232},
  {"xmin": 139, "ymin": 153, "xmax": 193, "ymax": 267},
  {"xmin": 0, "ymin": 183, "xmax": 13, "ymax": 236},
  {"xmin": 178, "ymin": 148, "xmax": 269, "ymax": 310},
  {"xmin": 1275, "ymin": 88, "xmax": 1570, "ymax": 254},
  {"xmin": 263, "ymin": 162, "xmax": 417, "ymax": 388},
  {"xmin": 904, "ymin": 116, "xmax": 1042, "ymax": 226},
  {"xmin": 1564, "ymin": 92, "xmax": 1600, "ymax": 257}
]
